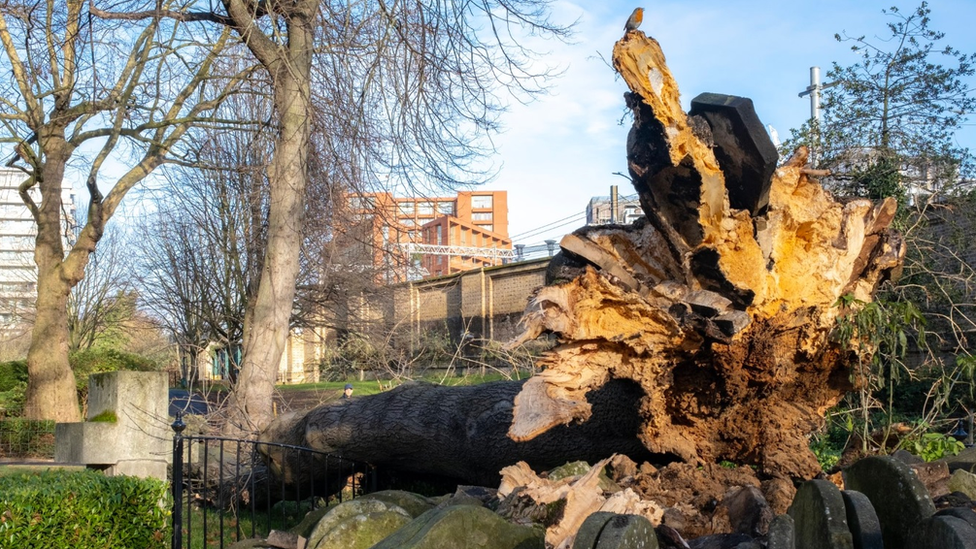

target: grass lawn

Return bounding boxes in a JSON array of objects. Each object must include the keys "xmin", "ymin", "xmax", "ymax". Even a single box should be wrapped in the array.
[{"xmin": 0, "ymin": 463, "xmax": 85, "ymax": 477}]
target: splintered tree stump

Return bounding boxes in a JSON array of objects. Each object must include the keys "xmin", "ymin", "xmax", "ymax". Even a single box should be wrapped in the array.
[
  {"xmin": 506, "ymin": 30, "xmax": 904, "ymax": 479},
  {"xmin": 260, "ymin": 30, "xmax": 904, "ymax": 498}
]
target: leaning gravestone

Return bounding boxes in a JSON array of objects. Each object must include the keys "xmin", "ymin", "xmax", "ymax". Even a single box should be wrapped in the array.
[
  {"xmin": 573, "ymin": 512, "xmax": 616, "ymax": 549},
  {"xmin": 844, "ymin": 455, "xmax": 936, "ymax": 549},
  {"xmin": 841, "ymin": 491, "xmax": 882, "ymax": 549},
  {"xmin": 722, "ymin": 485, "xmax": 773, "ymax": 537},
  {"xmin": 912, "ymin": 515, "xmax": 976, "ymax": 549},
  {"xmin": 946, "ymin": 445, "xmax": 976, "ymax": 473},
  {"xmin": 787, "ymin": 479, "xmax": 853, "ymax": 549},
  {"xmin": 688, "ymin": 92, "xmax": 778, "ymax": 214}
]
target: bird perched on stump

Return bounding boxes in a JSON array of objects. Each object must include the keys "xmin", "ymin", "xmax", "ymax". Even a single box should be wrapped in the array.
[{"xmin": 624, "ymin": 7, "xmax": 644, "ymax": 32}]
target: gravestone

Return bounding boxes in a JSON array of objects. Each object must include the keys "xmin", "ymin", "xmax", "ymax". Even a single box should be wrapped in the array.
[
  {"xmin": 55, "ymin": 371, "xmax": 169, "ymax": 479},
  {"xmin": 938, "ymin": 508, "xmax": 976, "ymax": 532},
  {"xmin": 688, "ymin": 92, "xmax": 778, "ymax": 215},
  {"xmin": 766, "ymin": 514, "xmax": 795, "ymax": 549},
  {"xmin": 841, "ymin": 491, "xmax": 882, "ymax": 549},
  {"xmin": 946, "ymin": 446, "xmax": 976, "ymax": 473},
  {"xmin": 370, "ymin": 505, "xmax": 543, "ymax": 549},
  {"xmin": 359, "ymin": 490, "xmax": 435, "ymax": 518},
  {"xmin": 912, "ymin": 515, "xmax": 976, "ymax": 549},
  {"xmin": 722, "ymin": 485, "xmax": 772, "ymax": 537},
  {"xmin": 787, "ymin": 479, "xmax": 853, "ymax": 549},
  {"xmin": 306, "ymin": 498, "xmax": 413, "ymax": 549},
  {"xmin": 686, "ymin": 533, "xmax": 754, "ymax": 549},
  {"xmin": 572, "ymin": 512, "xmax": 659, "ymax": 549},
  {"xmin": 949, "ymin": 469, "xmax": 976, "ymax": 500},
  {"xmin": 844, "ymin": 455, "xmax": 936, "ymax": 549}
]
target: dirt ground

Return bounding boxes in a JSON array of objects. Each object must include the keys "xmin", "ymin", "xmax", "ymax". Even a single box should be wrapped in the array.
[{"xmin": 627, "ymin": 460, "xmax": 795, "ymax": 538}]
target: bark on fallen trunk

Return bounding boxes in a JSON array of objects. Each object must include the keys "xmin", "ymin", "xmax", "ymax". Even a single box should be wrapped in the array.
[{"xmin": 261, "ymin": 378, "xmax": 656, "ymax": 488}]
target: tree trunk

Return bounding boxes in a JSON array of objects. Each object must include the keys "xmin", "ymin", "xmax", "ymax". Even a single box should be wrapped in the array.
[
  {"xmin": 261, "ymin": 378, "xmax": 655, "ymax": 488},
  {"xmin": 224, "ymin": 20, "xmax": 312, "ymax": 433},
  {"xmin": 24, "ymin": 271, "xmax": 78, "ymax": 422},
  {"xmin": 23, "ymin": 143, "xmax": 82, "ymax": 423}
]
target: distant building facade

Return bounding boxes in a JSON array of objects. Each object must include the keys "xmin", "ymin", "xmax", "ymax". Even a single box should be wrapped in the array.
[
  {"xmin": 586, "ymin": 192, "xmax": 643, "ymax": 226},
  {"xmin": 0, "ymin": 167, "xmax": 77, "ymax": 328},
  {"xmin": 0, "ymin": 169, "xmax": 36, "ymax": 325},
  {"xmin": 341, "ymin": 190, "xmax": 511, "ymax": 281}
]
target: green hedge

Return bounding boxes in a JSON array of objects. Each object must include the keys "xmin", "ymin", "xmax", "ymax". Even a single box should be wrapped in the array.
[
  {"xmin": 71, "ymin": 349, "xmax": 160, "ymax": 391},
  {"xmin": 0, "ymin": 469, "xmax": 170, "ymax": 549}
]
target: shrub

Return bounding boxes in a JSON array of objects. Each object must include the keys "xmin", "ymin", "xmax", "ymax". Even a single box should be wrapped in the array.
[
  {"xmin": 0, "ymin": 361, "xmax": 28, "ymax": 419},
  {"xmin": 70, "ymin": 348, "xmax": 161, "ymax": 407},
  {"xmin": 0, "ymin": 469, "xmax": 170, "ymax": 549},
  {"xmin": 0, "ymin": 381, "xmax": 27, "ymax": 419},
  {"xmin": 907, "ymin": 431, "xmax": 966, "ymax": 462},
  {"xmin": 71, "ymin": 348, "xmax": 160, "ymax": 389},
  {"xmin": 0, "ymin": 360, "xmax": 28, "ymax": 392}
]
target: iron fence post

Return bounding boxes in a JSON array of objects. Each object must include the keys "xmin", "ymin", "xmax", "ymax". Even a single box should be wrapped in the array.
[{"xmin": 171, "ymin": 412, "xmax": 186, "ymax": 549}]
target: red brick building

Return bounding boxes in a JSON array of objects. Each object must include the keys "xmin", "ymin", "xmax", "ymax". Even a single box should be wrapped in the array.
[{"xmin": 342, "ymin": 190, "xmax": 511, "ymax": 281}]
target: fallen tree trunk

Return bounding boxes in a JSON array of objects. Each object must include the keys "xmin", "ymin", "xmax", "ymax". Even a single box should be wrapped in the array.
[
  {"xmin": 261, "ymin": 378, "xmax": 655, "ymax": 488},
  {"xmin": 261, "ymin": 30, "xmax": 904, "ymax": 487}
]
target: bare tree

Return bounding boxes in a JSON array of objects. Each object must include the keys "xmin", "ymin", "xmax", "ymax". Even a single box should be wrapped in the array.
[
  {"xmin": 0, "ymin": 0, "xmax": 245, "ymax": 420},
  {"xmin": 67, "ymin": 230, "xmax": 134, "ymax": 352},
  {"xmin": 98, "ymin": 0, "xmax": 572, "ymax": 433},
  {"xmin": 135, "ymin": 99, "xmax": 270, "ymax": 386}
]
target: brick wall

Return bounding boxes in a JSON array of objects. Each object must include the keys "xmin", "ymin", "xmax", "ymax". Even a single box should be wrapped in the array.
[
  {"xmin": 278, "ymin": 258, "xmax": 549, "ymax": 383},
  {"xmin": 391, "ymin": 258, "xmax": 549, "ymax": 344}
]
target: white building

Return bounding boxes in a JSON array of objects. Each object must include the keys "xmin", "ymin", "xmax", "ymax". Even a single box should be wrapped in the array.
[{"xmin": 0, "ymin": 167, "xmax": 76, "ymax": 326}]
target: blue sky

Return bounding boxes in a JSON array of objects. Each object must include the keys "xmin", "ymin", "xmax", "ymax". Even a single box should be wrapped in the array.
[{"xmin": 485, "ymin": 0, "xmax": 976, "ymax": 246}]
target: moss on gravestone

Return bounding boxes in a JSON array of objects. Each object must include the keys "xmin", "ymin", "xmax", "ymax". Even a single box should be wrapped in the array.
[
  {"xmin": 305, "ymin": 498, "xmax": 412, "ymax": 549},
  {"xmin": 371, "ymin": 504, "xmax": 543, "ymax": 549},
  {"xmin": 359, "ymin": 490, "xmax": 436, "ymax": 517}
]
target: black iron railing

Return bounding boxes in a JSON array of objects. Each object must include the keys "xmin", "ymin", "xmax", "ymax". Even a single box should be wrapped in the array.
[{"xmin": 171, "ymin": 413, "xmax": 376, "ymax": 549}]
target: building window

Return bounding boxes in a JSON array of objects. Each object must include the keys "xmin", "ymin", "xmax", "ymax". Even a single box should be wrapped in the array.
[
  {"xmin": 398, "ymin": 202, "xmax": 414, "ymax": 215},
  {"xmin": 472, "ymin": 212, "xmax": 492, "ymax": 221},
  {"xmin": 481, "ymin": 224, "xmax": 493, "ymax": 233},
  {"xmin": 471, "ymin": 195, "xmax": 493, "ymax": 209},
  {"xmin": 417, "ymin": 202, "xmax": 434, "ymax": 216},
  {"xmin": 350, "ymin": 196, "xmax": 375, "ymax": 210},
  {"xmin": 436, "ymin": 225, "xmax": 443, "ymax": 245},
  {"xmin": 438, "ymin": 201, "xmax": 455, "ymax": 215},
  {"xmin": 401, "ymin": 218, "xmax": 415, "ymax": 226}
]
